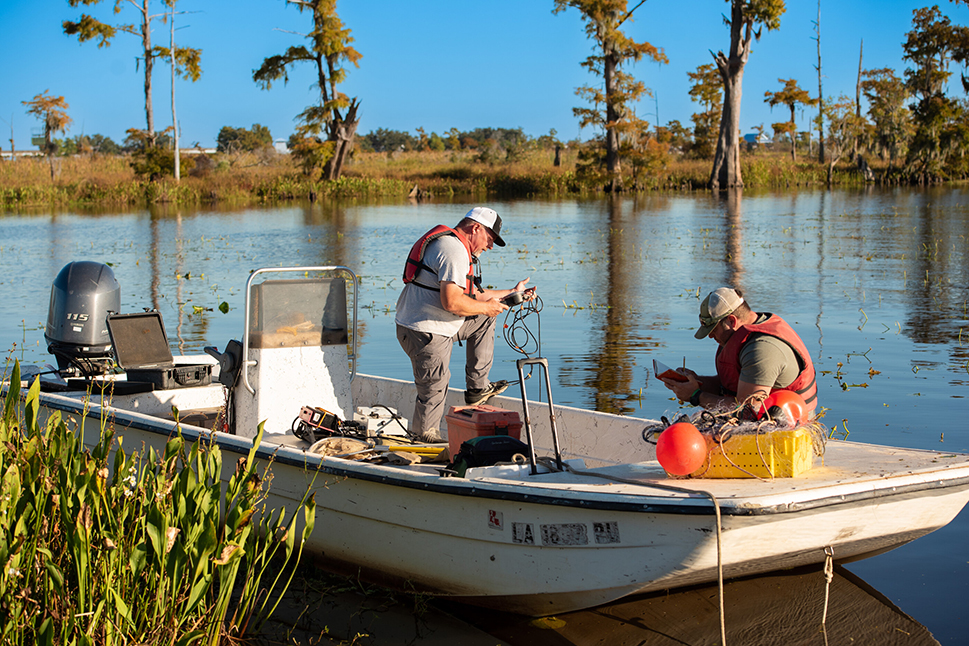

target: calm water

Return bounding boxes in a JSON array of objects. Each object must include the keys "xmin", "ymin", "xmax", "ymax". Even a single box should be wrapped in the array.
[{"xmin": 2, "ymin": 189, "xmax": 968, "ymax": 642}]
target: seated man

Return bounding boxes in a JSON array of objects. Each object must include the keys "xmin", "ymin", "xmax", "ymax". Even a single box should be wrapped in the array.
[
  {"xmin": 395, "ymin": 206, "xmax": 536, "ymax": 442},
  {"xmin": 660, "ymin": 287, "xmax": 817, "ymax": 416}
]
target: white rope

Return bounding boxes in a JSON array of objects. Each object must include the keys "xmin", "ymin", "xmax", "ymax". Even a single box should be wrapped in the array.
[
  {"xmin": 713, "ymin": 498, "xmax": 726, "ymax": 646},
  {"xmin": 537, "ymin": 458, "xmax": 727, "ymax": 646},
  {"xmin": 821, "ymin": 546, "xmax": 834, "ymax": 646}
]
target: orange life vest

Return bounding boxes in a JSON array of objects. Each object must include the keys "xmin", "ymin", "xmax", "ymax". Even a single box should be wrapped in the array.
[
  {"xmin": 715, "ymin": 313, "xmax": 818, "ymax": 410},
  {"xmin": 402, "ymin": 225, "xmax": 479, "ymax": 296}
]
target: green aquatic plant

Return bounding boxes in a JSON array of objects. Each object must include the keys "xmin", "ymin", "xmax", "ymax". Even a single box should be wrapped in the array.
[{"xmin": 0, "ymin": 360, "xmax": 316, "ymax": 645}]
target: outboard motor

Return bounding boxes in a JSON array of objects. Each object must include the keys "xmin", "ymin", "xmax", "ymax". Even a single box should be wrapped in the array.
[{"xmin": 45, "ymin": 261, "xmax": 121, "ymax": 376}]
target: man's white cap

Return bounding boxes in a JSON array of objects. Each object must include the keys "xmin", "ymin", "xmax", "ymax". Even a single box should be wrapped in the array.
[{"xmin": 465, "ymin": 207, "xmax": 506, "ymax": 247}]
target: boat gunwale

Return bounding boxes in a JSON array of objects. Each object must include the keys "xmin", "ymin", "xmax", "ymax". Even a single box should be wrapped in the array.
[{"xmin": 33, "ymin": 388, "xmax": 969, "ymax": 519}]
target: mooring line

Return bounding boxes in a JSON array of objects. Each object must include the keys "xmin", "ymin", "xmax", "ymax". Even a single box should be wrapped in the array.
[
  {"xmin": 821, "ymin": 545, "xmax": 835, "ymax": 646},
  {"xmin": 538, "ymin": 458, "xmax": 728, "ymax": 646}
]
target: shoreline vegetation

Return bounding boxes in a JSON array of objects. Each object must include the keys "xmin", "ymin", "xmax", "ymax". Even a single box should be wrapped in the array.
[
  {"xmin": 0, "ymin": 361, "xmax": 317, "ymax": 645},
  {"xmin": 14, "ymin": 3, "xmax": 969, "ymax": 210},
  {"xmin": 0, "ymin": 147, "xmax": 913, "ymax": 210}
]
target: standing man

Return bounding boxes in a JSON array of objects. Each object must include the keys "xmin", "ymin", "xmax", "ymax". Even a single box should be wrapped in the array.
[
  {"xmin": 396, "ymin": 207, "xmax": 536, "ymax": 442},
  {"xmin": 660, "ymin": 287, "xmax": 817, "ymax": 416}
]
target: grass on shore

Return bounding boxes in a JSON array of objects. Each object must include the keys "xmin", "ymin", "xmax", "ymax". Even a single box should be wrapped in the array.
[
  {"xmin": 1, "ymin": 147, "xmax": 886, "ymax": 209},
  {"xmin": 0, "ymin": 361, "xmax": 316, "ymax": 645}
]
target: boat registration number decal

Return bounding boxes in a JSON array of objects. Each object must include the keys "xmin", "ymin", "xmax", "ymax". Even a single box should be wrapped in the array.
[
  {"xmin": 541, "ymin": 523, "xmax": 589, "ymax": 546},
  {"xmin": 510, "ymin": 522, "xmax": 621, "ymax": 545},
  {"xmin": 512, "ymin": 522, "xmax": 535, "ymax": 544},
  {"xmin": 594, "ymin": 521, "xmax": 621, "ymax": 544},
  {"xmin": 488, "ymin": 509, "xmax": 503, "ymax": 530}
]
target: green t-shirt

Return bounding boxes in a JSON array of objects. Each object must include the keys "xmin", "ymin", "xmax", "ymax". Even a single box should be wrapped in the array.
[{"xmin": 737, "ymin": 316, "xmax": 800, "ymax": 388}]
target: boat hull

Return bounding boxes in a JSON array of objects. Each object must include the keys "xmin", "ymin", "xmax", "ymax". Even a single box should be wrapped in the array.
[{"xmin": 31, "ymin": 383, "xmax": 969, "ymax": 616}]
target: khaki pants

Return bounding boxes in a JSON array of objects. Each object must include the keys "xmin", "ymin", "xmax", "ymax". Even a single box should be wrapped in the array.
[{"xmin": 396, "ymin": 314, "xmax": 496, "ymax": 433}]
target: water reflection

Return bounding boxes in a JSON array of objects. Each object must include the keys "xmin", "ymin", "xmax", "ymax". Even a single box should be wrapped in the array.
[
  {"xmin": 557, "ymin": 196, "xmax": 663, "ymax": 414},
  {"xmin": 147, "ymin": 207, "xmax": 213, "ymax": 355},
  {"xmin": 299, "ymin": 202, "xmax": 373, "ymax": 354},
  {"xmin": 442, "ymin": 565, "xmax": 939, "ymax": 646},
  {"xmin": 722, "ymin": 188, "xmax": 745, "ymax": 289},
  {"xmin": 5, "ymin": 190, "xmax": 969, "ymax": 431},
  {"xmin": 553, "ymin": 189, "xmax": 754, "ymax": 413},
  {"xmin": 2, "ymin": 190, "xmax": 968, "ymax": 641},
  {"xmin": 301, "ymin": 201, "xmax": 351, "ymax": 266},
  {"xmin": 814, "ymin": 190, "xmax": 827, "ymax": 358},
  {"xmin": 149, "ymin": 211, "xmax": 162, "ymax": 312},
  {"xmin": 908, "ymin": 198, "xmax": 956, "ymax": 346}
]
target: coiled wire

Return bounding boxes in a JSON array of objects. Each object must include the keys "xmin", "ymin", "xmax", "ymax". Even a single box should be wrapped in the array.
[{"xmin": 502, "ymin": 293, "xmax": 543, "ymax": 357}]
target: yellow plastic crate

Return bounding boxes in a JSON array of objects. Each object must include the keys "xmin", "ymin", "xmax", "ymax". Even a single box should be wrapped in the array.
[{"xmin": 691, "ymin": 427, "xmax": 816, "ymax": 478}]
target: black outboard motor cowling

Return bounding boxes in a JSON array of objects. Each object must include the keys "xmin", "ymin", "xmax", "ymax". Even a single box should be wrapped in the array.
[{"xmin": 45, "ymin": 261, "xmax": 121, "ymax": 376}]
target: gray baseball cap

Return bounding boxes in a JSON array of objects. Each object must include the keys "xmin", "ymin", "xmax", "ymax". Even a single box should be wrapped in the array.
[{"xmin": 695, "ymin": 288, "xmax": 744, "ymax": 339}]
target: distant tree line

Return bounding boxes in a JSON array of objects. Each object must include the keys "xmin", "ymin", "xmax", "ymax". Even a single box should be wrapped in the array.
[
  {"xmin": 19, "ymin": 0, "xmax": 969, "ymax": 189},
  {"xmin": 41, "ymin": 124, "xmax": 273, "ymax": 158},
  {"xmin": 54, "ymin": 134, "xmax": 123, "ymax": 156},
  {"xmin": 216, "ymin": 124, "xmax": 273, "ymax": 153},
  {"xmin": 551, "ymin": 0, "xmax": 969, "ymax": 189},
  {"xmin": 47, "ymin": 132, "xmax": 172, "ymax": 157},
  {"xmin": 356, "ymin": 127, "xmax": 544, "ymax": 154}
]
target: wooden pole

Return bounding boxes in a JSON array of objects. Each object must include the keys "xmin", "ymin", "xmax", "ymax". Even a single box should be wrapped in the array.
[{"xmin": 171, "ymin": 5, "xmax": 180, "ymax": 182}]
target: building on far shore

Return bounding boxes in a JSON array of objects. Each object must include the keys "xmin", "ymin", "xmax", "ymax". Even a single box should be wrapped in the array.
[
  {"xmin": 1, "ymin": 148, "xmax": 218, "ymax": 160},
  {"xmin": 0, "ymin": 150, "xmax": 42, "ymax": 160},
  {"xmin": 743, "ymin": 132, "xmax": 771, "ymax": 151}
]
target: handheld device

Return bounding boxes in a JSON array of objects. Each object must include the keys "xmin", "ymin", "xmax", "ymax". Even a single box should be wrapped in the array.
[{"xmin": 501, "ymin": 291, "xmax": 525, "ymax": 306}]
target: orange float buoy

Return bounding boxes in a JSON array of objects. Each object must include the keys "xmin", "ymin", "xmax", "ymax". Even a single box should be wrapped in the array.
[
  {"xmin": 656, "ymin": 422, "xmax": 707, "ymax": 476},
  {"xmin": 759, "ymin": 391, "xmax": 808, "ymax": 427}
]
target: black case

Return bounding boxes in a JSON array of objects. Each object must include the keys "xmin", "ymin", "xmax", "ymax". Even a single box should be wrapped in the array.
[
  {"xmin": 106, "ymin": 311, "xmax": 213, "ymax": 390},
  {"xmin": 456, "ymin": 435, "xmax": 530, "ymax": 468}
]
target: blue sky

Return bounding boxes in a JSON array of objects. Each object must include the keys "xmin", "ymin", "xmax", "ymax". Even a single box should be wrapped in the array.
[{"xmin": 1, "ymin": 1, "xmax": 964, "ymax": 150}]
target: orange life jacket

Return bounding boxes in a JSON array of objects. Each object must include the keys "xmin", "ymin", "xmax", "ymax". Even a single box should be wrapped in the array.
[
  {"xmin": 402, "ymin": 225, "xmax": 479, "ymax": 296},
  {"xmin": 715, "ymin": 313, "xmax": 818, "ymax": 410}
]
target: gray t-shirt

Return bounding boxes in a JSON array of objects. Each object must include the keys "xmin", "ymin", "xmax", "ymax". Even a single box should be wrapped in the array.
[
  {"xmin": 738, "ymin": 319, "xmax": 801, "ymax": 389},
  {"xmin": 395, "ymin": 234, "xmax": 471, "ymax": 337}
]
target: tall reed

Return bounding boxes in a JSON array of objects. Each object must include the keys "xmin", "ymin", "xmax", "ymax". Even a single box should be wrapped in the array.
[{"xmin": 0, "ymin": 360, "xmax": 316, "ymax": 645}]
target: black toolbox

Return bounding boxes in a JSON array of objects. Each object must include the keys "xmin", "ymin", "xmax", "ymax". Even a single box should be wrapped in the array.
[{"xmin": 107, "ymin": 311, "xmax": 213, "ymax": 390}]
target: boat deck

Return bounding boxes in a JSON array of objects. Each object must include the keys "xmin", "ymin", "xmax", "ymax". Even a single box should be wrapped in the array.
[
  {"xmin": 457, "ymin": 440, "xmax": 969, "ymax": 511},
  {"xmin": 250, "ymin": 428, "xmax": 969, "ymax": 514},
  {"xmin": 34, "ymin": 377, "xmax": 969, "ymax": 514}
]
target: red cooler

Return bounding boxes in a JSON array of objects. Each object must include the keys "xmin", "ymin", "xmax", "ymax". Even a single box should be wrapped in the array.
[{"xmin": 445, "ymin": 404, "xmax": 522, "ymax": 457}]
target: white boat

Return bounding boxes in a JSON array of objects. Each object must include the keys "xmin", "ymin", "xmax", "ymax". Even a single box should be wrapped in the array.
[{"xmin": 12, "ymin": 264, "xmax": 969, "ymax": 617}]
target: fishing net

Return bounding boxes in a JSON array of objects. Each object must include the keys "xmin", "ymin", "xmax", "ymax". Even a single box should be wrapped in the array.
[
  {"xmin": 645, "ymin": 403, "xmax": 829, "ymax": 480},
  {"xmin": 693, "ymin": 407, "xmax": 828, "ymax": 447}
]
